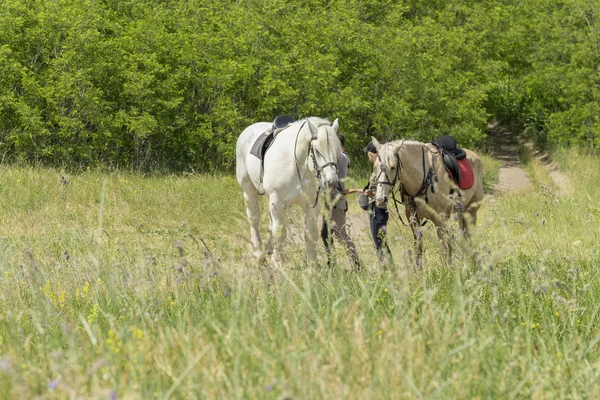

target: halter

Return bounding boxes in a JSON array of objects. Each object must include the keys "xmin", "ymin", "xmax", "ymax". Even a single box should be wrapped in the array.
[
  {"xmin": 376, "ymin": 142, "xmax": 408, "ymax": 225},
  {"xmin": 376, "ymin": 138, "xmax": 405, "ymax": 188},
  {"xmin": 377, "ymin": 142, "xmax": 435, "ymax": 226},
  {"xmin": 377, "ymin": 152, "xmax": 401, "ymax": 187},
  {"xmin": 309, "ymin": 138, "xmax": 337, "ymax": 179},
  {"xmin": 294, "ymin": 119, "xmax": 338, "ymax": 208}
]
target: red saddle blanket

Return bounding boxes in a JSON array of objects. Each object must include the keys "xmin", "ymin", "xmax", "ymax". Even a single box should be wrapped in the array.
[{"xmin": 448, "ymin": 158, "xmax": 474, "ymax": 190}]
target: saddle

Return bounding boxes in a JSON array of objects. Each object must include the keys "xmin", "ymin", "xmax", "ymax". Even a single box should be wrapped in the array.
[
  {"xmin": 250, "ymin": 115, "xmax": 295, "ymax": 195},
  {"xmin": 250, "ymin": 115, "xmax": 295, "ymax": 160},
  {"xmin": 433, "ymin": 135, "xmax": 473, "ymax": 190}
]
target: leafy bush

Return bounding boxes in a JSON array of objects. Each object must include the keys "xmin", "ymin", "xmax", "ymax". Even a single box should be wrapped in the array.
[{"xmin": 0, "ymin": 0, "xmax": 598, "ymax": 170}]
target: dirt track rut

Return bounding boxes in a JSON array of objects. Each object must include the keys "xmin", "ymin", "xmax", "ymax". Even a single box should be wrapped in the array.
[{"xmin": 487, "ymin": 122, "xmax": 533, "ymax": 193}]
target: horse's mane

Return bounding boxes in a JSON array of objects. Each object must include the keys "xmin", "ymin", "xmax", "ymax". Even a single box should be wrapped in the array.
[{"xmin": 379, "ymin": 139, "xmax": 421, "ymax": 167}]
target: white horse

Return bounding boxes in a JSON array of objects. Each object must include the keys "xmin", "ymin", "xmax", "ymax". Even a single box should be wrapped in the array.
[{"xmin": 236, "ymin": 117, "xmax": 342, "ymax": 266}]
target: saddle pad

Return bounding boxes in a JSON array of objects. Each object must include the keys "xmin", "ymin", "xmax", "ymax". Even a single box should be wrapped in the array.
[
  {"xmin": 446, "ymin": 158, "xmax": 474, "ymax": 189},
  {"xmin": 456, "ymin": 158, "xmax": 474, "ymax": 189},
  {"xmin": 250, "ymin": 132, "xmax": 275, "ymax": 160}
]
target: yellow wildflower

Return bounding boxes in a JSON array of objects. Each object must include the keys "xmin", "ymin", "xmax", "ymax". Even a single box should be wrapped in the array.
[
  {"xmin": 58, "ymin": 290, "xmax": 66, "ymax": 307},
  {"xmin": 88, "ymin": 303, "xmax": 99, "ymax": 325},
  {"xmin": 107, "ymin": 330, "xmax": 122, "ymax": 354},
  {"xmin": 131, "ymin": 327, "xmax": 144, "ymax": 340}
]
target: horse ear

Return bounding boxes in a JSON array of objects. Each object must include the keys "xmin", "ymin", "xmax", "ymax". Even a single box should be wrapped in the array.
[
  {"xmin": 331, "ymin": 118, "xmax": 339, "ymax": 134},
  {"xmin": 394, "ymin": 139, "xmax": 405, "ymax": 154},
  {"xmin": 371, "ymin": 137, "xmax": 382, "ymax": 152},
  {"xmin": 307, "ymin": 119, "xmax": 318, "ymax": 138}
]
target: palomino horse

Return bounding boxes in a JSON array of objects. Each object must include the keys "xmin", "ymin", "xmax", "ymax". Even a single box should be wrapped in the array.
[
  {"xmin": 371, "ymin": 137, "xmax": 484, "ymax": 265},
  {"xmin": 236, "ymin": 117, "xmax": 342, "ymax": 266}
]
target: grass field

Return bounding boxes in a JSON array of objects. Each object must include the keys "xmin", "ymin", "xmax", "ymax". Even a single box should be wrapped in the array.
[{"xmin": 0, "ymin": 149, "xmax": 598, "ymax": 398}]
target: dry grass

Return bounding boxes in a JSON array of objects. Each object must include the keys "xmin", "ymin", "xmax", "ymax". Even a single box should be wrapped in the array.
[{"xmin": 0, "ymin": 149, "xmax": 598, "ymax": 398}]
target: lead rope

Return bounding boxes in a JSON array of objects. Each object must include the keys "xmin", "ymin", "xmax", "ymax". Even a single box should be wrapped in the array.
[{"xmin": 390, "ymin": 189, "xmax": 409, "ymax": 226}]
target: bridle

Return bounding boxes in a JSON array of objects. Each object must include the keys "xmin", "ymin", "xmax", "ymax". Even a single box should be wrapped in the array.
[
  {"xmin": 377, "ymin": 152, "xmax": 401, "ymax": 188},
  {"xmin": 377, "ymin": 142, "xmax": 436, "ymax": 226},
  {"xmin": 377, "ymin": 150, "xmax": 409, "ymax": 225},
  {"xmin": 309, "ymin": 139, "xmax": 337, "ymax": 180},
  {"xmin": 294, "ymin": 119, "xmax": 338, "ymax": 208},
  {"xmin": 376, "ymin": 139, "xmax": 405, "ymax": 188}
]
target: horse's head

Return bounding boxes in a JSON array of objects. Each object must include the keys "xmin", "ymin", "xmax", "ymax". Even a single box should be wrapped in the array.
[
  {"xmin": 307, "ymin": 118, "xmax": 341, "ymax": 191},
  {"xmin": 373, "ymin": 137, "xmax": 405, "ymax": 207}
]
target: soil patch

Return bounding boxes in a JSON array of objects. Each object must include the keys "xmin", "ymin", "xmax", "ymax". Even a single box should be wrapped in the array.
[
  {"xmin": 525, "ymin": 142, "xmax": 570, "ymax": 195},
  {"xmin": 487, "ymin": 122, "xmax": 532, "ymax": 193}
]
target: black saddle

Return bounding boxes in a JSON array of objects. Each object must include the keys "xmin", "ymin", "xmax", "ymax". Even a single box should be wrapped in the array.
[
  {"xmin": 273, "ymin": 115, "xmax": 294, "ymax": 130},
  {"xmin": 434, "ymin": 135, "xmax": 466, "ymax": 159},
  {"xmin": 433, "ymin": 135, "xmax": 466, "ymax": 184},
  {"xmin": 250, "ymin": 115, "xmax": 295, "ymax": 160}
]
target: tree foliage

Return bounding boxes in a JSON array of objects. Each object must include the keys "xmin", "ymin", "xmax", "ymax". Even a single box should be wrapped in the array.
[{"xmin": 0, "ymin": 0, "xmax": 597, "ymax": 170}]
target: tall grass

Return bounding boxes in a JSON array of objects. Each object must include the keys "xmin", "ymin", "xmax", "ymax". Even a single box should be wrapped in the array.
[{"xmin": 0, "ymin": 149, "xmax": 598, "ymax": 398}]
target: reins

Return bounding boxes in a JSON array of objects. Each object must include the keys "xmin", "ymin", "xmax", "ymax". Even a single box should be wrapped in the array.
[
  {"xmin": 378, "ymin": 143, "xmax": 436, "ymax": 227},
  {"xmin": 377, "ymin": 151, "xmax": 408, "ymax": 225}
]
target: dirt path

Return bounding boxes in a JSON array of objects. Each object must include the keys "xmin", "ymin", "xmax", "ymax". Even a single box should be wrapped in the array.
[
  {"xmin": 486, "ymin": 122, "xmax": 533, "ymax": 193},
  {"xmin": 487, "ymin": 121, "xmax": 569, "ymax": 195},
  {"xmin": 525, "ymin": 142, "xmax": 570, "ymax": 195},
  {"xmin": 549, "ymin": 168, "xmax": 569, "ymax": 195}
]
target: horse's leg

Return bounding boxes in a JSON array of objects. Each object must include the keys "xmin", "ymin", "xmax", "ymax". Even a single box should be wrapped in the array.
[
  {"xmin": 268, "ymin": 196, "xmax": 286, "ymax": 266},
  {"xmin": 321, "ymin": 216, "xmax": 333, "ymax": 267},
  {"xmin": 467, "ymin": 207, "xmax": 479, "ymax": 231},
  {"xmin": 242, "ymin": 187, "xmax": 263, "ymax": 261},
  {"xmin": 435, "ymin": 219, "xmax": 453, "ymax": 264},
  {"xmin": 463, "ymin": 177, "xmax": 484, "ymax": 265},
  {"xmin": 460, "ymin": 205, "xmax": 481, "ymax": 265},
  {"xmin": 459, "ymin": 205, "xmax": 479, "ymax": 237},
  {"xmin": 330, "ymin": 207, "xmax": 361, "ymax": 270},
  {"xmin": 463, "ymin": 176, "xmax": 484, "ymax": 236},
  {"xmin": 304, "ymin": 204, "xmax": 320, "ymax": 267},
  {"xmin": 458, "ymin": 210, "xmax": 468, "ymax": 237},
  {"xmin": 337, "ymin": 221, "xmax": 361, "ymax": 270},
  {"xmin": 407, "ymin": 207, "xmax": 423, "ymax": 268},
  {"xmin": 411, "ymin": 223, "xmax": 424, "ymax": 268}
]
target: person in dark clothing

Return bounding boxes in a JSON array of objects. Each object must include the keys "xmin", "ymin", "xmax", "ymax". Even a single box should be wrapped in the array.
[
  {"xmin": 362, "ymin": 141, "xmax": 392, "ymax": 264},
  {"xmin": 321, "ymin": 134, "xmax": 361, "ymax": 269}
]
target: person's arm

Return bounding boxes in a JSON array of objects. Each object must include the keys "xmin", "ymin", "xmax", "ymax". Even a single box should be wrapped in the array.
[
  {"xmin": 363, "ymin": 190, "xmax": 376, "ymax": 198},
  {"xmin": 342, "ymin": 188, "xmax": 363, "ymax": 195},
  {"xmin": 363, "ymin": 170, "xmax": 378, "ymax": 198}
]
